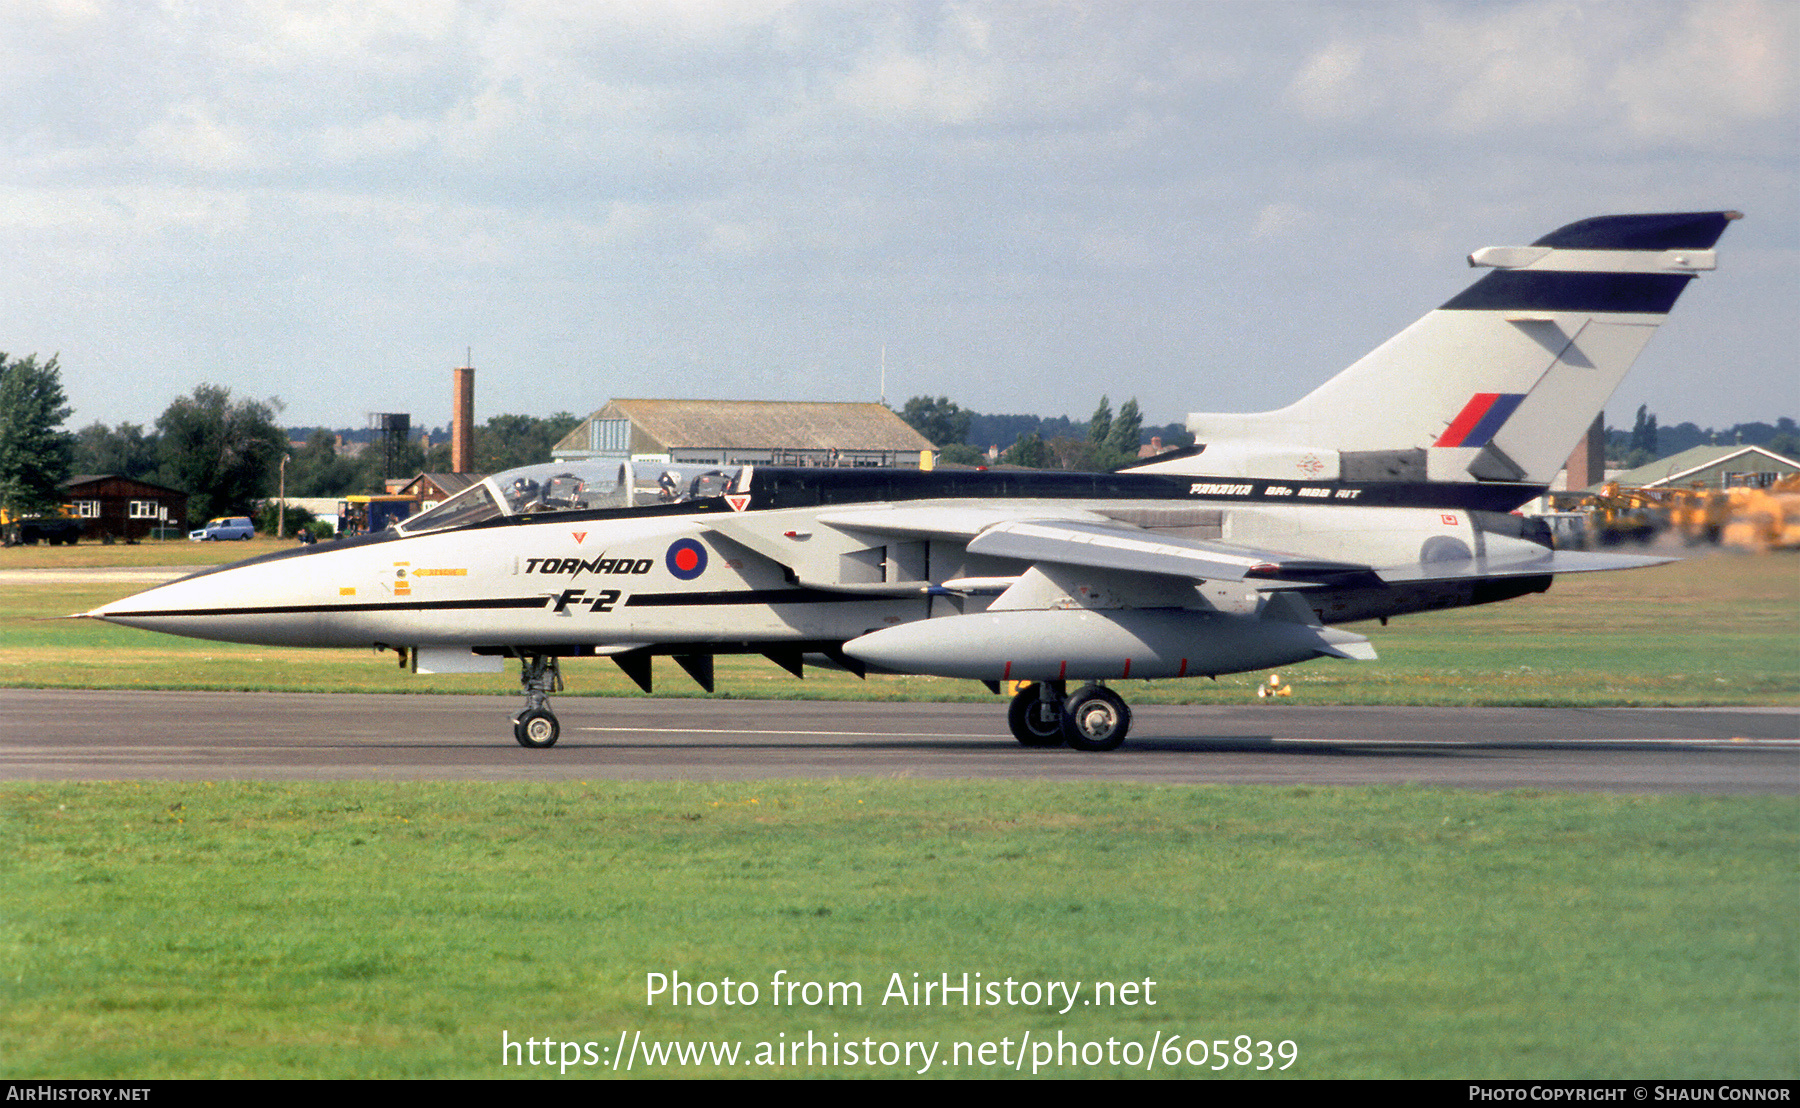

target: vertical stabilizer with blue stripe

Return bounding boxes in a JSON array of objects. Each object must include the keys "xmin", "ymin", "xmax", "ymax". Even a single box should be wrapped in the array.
[{"xmin": 1133, "ymin": 211, "xmax": 1738, "ymax": 491}]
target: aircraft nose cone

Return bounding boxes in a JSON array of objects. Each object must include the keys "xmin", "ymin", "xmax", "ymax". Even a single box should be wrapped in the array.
[{"xmin": 74, "ymin": 551, "xmax": 340, "ymax": 647}]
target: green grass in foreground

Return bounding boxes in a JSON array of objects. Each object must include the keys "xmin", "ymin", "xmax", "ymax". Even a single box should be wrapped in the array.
[
  {"xmin": 1, "ymin": 781, "xmax": 1793, "ymax": 1079},
  {"xmin": 0, "ymin": 535, "xmax": 291, "ymax": 569},
  {"xmin": 4, "ymin": 548, "xmax": 1795, "ymax": 705}
]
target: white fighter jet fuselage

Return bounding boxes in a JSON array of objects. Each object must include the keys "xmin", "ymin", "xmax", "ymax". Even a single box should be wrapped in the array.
[{"xmin": 87, "ymin": 210, "xmax": 1741, "ymax": 750}]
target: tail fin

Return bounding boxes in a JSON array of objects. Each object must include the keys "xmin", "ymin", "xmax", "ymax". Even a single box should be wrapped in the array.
[{"xmin": 1134, "ymin": 211, "xmax": 1739, "ymax": 488}]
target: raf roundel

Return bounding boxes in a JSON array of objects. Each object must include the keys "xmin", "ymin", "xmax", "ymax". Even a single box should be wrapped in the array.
[{"xmin": 665, "ymin": 538, "xmax": 708, "ymax": 581}]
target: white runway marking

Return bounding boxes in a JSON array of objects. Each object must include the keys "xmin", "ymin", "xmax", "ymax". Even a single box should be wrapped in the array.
[
  {"xmin": 1266, "ymin": 736, "xmax": 1800, "ymax": 748},
  {"xmin": 578, "ymin": 726, "xmax": 992, "ymax": 738}
]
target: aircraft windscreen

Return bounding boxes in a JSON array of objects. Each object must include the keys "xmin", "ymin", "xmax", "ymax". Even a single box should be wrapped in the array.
[
  {"xmin": 398, "ymin": 482, "xmax": 502, "ymax": 533},
  {"xmin": 397, "ymin": 461, "xmax": 742, "ymax": 534}
]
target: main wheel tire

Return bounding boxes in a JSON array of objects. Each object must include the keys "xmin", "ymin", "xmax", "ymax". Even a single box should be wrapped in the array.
[
  {"xmin": 1007, "ymin": 684, "xmax": 1066, "ymax": 747},
  {"xmin": 513, "ymin": 707, "xmax": 560, "ymax": 748},
  {"xmin": 1061, "ymin": 685, "xmax": 1131, "ymax": 752}
]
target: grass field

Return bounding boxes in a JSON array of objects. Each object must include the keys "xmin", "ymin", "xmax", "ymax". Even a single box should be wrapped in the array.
[
  {"xmin": 0, "ymin": 537, "xmax": 282, "ymax": 570},
  {"xmin": 4, "ymin": 540, "xmax": 1795, "ymax": 706},
  {"xmin": 2, "ymin": 780, "xmax": 1793, "ymax": 1079}
]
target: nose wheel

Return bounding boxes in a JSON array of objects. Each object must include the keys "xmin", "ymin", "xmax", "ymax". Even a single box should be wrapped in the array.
[
  {"xmin": 513, "ymin": 707, "xmax": 560, "ymax": 748},
  {"xmin": 513, "ymin": 654, "xmax": 563, "ymax": 748}
]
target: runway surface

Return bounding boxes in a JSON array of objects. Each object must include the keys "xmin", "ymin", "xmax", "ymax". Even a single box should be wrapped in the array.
[{"xmin": 3, "ymin": 689, "xmax": 1796, "ymax": 792}]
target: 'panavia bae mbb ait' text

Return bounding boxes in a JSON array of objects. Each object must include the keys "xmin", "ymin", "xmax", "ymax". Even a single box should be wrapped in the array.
[{"xmin": 87, "ymin": 211, "xmax": 1740, "ymax": 750}]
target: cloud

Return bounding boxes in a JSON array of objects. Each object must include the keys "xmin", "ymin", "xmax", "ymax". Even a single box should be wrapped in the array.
[
  {"xmin": 835, "ymin": 49, "xmax": 1001, "ymax": 126},
  {"xmin": 133, "ymin": 102, "xmax": 262, "ymax": 172},
  {"xmin": 1608, "ymin": 0, "xmax": 1798, "ymax": 143},
  {"xmin": 703, "ymin": 216, "xmax": 780, "ymax": 258},
  {"xmin": 1285, "ymin": 0, "xmax": 1797, "ymax": 149},
  {"xmin": 1248, "ymin": 202, "xmax": 1313, "ymax": 241},
  {"xmin": 0, "ymin": 1, "xmax": 1789, "ymax": 433}
]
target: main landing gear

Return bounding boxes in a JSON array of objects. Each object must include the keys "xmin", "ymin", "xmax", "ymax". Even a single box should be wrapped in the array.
[
  {"xmin": 513, "ymin": 654, "xmax": 564, "ymax": 748},
  {"xmin": 1006, "ymin": 681, "xmax": 1133, "ymax": 752}
]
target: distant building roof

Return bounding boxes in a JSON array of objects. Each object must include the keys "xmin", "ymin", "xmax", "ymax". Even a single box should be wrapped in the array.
[
  {"xmin": 1609, "ymin": 445, "xmax": 1800, "ymax": 489},
  {"xmin": 555, "ymin": 399, "xmax": 935, "ymax": 464},
  {"xmin": 62, "ymin": 474, "xmax": 188, "ymax": 497},
  {"xmin": 398, "ymin": 472, "xmax": 485, "ymax": 499}
]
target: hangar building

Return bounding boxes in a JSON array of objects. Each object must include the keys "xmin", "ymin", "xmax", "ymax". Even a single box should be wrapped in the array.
[
  {"xmin": 1607, "ymin": 445, "xmax": 1799, "ymax": 491},
  {"xmin": 552, "ymin": 399, "xmax": 936, "ymax": 469}
]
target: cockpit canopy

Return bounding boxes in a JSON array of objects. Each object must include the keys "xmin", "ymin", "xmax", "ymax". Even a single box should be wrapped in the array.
[{"xmin": 397, "ymin": 460, "xmax": 744, "ymax": 535}]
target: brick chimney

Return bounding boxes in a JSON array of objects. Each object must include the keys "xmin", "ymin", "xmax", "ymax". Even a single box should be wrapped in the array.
[
  {"xmin": 451, "ymin": 363, "xmax": 474, "ymax": 473},
  {"xmin": 1565, "ymin": 413, "xmax": 1604, "ymax": 490}
]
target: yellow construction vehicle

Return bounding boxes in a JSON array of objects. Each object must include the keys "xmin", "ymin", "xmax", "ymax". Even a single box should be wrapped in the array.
[
  {"xmin": 1554, "ymin": 482, "xmax": 1663, "ymax": 546},
  {"xmin": 1550, "ymin": 475, "xmax": 1799, "ymax": 550},
  {"xmin": 1719, "ymin": 474, "xmax": 1800, "ymax": 550},
  {"xmin": 1, "ymin": 504, "xmax": 83, "ymax": 546}
]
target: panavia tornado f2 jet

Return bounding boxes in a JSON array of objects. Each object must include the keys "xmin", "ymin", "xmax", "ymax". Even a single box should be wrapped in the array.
[{"xmin": 87, "ymin": 211, "xmax": 1739, "ymax": 750}]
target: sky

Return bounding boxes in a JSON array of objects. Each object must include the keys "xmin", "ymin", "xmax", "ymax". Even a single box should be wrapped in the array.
[{"xmin": 4, "ymin": 0, "xmax": 1795, "ymax": 439}]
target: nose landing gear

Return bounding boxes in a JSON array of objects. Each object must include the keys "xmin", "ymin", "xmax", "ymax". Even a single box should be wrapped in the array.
[{"xmin": 513, "ymin": 654, "xmax": 564, "ymax": 748}]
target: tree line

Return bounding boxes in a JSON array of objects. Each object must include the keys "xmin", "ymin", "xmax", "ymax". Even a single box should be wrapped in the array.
[
  {"xmin": 0, "ymin": 353, "xmax": 73, "ymax": 516},
  {"xmin": 1607, "ymin": 406, "xmax": 1798, "ymax": 469},
  {"xmin": 903, "ymin": 392, "xmax": 1800, "ymax": 474},
  {"xmin": 6, "ymin": 350, "xmax": 1795, "ymax": 524},
  {"xmin": 273, "ymin": 412, "xmax": 580, "ymax": 502},
  {"xmin": 78, "ymin": 402, "xmax": 579, "ymax": 520},
  {"xmin": 0, "ymin": 352, "xmax": 579, "ymax": 524},
  {"xmin": 900, "ymin": 394, "xmax": 1194, "ymax": 471}
]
